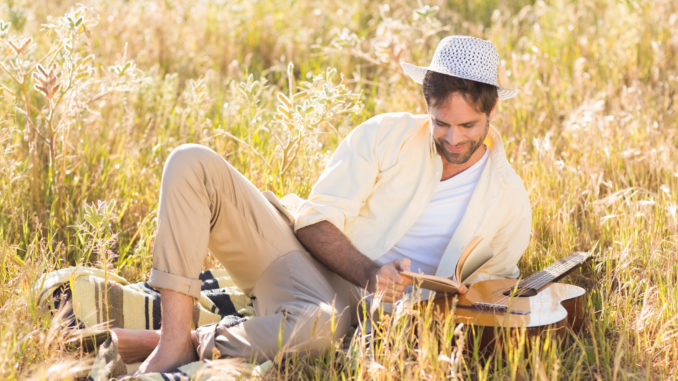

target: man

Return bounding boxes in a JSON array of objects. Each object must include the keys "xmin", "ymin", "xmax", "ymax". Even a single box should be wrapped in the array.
[{"xmin": 115, "ymin": 35, "xmax": 531, "ymax": 374}]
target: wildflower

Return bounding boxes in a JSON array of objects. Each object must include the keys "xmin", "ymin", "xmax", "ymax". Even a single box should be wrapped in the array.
[
  {"xmin": 7, "ymin": 37, "xmax": 32, "ymax": 56},
  {"xmin": 32, "ymin": 64, "xmax": 61, "ymax": 99}
]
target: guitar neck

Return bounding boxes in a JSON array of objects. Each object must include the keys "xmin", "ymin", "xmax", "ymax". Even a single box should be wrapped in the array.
[{"xmin": 517, "ymin": 251, "xmax": 590, "ymax": 291}]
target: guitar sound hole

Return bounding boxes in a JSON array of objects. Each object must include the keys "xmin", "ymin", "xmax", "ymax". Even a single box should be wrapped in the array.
[{"xmin": 502, "ymin": 287, "xmax": 537, "ymax": 297}]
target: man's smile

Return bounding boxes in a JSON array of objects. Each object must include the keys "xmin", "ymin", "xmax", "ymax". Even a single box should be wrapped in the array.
[{"xmin": 441, "ymin": 141, "xmax": 467, "ymax": 153}]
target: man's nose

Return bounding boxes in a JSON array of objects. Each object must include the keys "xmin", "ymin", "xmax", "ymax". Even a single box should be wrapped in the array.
[{"xmin": 445, "ymin": 126, "xmax": 464, "ymax": 145}]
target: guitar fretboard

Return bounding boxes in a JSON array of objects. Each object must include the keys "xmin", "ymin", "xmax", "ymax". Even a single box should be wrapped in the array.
[{"xmin": 516, "ymin": 251, "xmax": 590, "ymax": 292}]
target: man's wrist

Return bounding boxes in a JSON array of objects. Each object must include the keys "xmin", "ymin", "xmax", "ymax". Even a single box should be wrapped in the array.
[{"xmin": 364, "ymin": 263, "xmax": 380, "ymax": 291}]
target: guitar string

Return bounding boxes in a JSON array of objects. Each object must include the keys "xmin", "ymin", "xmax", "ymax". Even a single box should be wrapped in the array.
[
  {"xmin": 492, "ymin": 254, "xmax": 584, "ymax": 307},
  {"xmin": 515, "ymin": 256, "xmax": 580, "ymax": 292},
  {"xmin": 481, "ymin": 254, "xmax": 585, "ymax": 308},
  {"xmin": 489, "ymin": 261, "xmax": 569, "ymax": 307},
  {"xmin": 462, "ymin": 253, "xmax": 586, "ymax": 308},
  {"xmin": 519, "ymin": 254, "xmax": 583, "ymax": 290}
]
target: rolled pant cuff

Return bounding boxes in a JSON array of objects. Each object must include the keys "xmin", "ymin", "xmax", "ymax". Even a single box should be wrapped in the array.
[
  {"xmin": 195, "ymin": 323, "xmax": 220, "ymax": 360},
  {"xmin": 148, "ymin": 268, "xmax": 202, "ymax": 299}
]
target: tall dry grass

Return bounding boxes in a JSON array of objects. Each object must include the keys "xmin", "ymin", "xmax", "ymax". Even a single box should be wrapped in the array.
[{"xmin": 0, "ymin": 0, "xmax": 676, "ymax": 379}]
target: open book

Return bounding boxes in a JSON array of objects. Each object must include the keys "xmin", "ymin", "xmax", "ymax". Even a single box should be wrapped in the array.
[{"xmin": 400, "ymin": 236, "xmax": 490, "ymax": 294}]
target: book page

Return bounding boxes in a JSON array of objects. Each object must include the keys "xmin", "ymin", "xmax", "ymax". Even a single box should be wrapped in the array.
[
  {"xmin": 458, "ymin": 238, "xmax": 493, "ymax": 282},
  {"xmin": 454, "ymin": 236, "xmax": 483, "ymax": 281}
]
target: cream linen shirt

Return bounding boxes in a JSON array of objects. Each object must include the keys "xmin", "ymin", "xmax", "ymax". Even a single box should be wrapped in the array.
[{"xmin": 289, "ymin": 112, "xmax": 531, "ymax": 284}]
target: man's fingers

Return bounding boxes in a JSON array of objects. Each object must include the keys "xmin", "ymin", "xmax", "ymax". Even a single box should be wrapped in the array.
[
  {"xmin": 384, "ymin": 265, "xmax": 401, "ymax": 277},
  {"xmin": 377, "ymin": 267, "xmax": 402, "ymax": 282},
  {"xmin": 373, "ymin": 261, "xmax": 413, "ymax": 301},
  {"xmin": 380, "ymin": 266, "xmax": 411, "ymax": 283},
  {"xmin": 394, "ymin": 258, "xmax": 411, "ymax": 272},
  {"xmin": 399, "ymin": 273, "xmax": 412, "ymax": 286},
  {"xmin": 377, "ymin": 273, "xmax": 406, "ymax": 289},
  {"xmin": 376, "ymin": 277, "xmax": 407, "ymax": 296}
]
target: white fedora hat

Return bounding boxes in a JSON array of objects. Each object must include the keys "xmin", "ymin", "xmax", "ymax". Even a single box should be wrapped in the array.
[{"xmin": 401, "ymin": 35, "xmax": 518, "ymax": 100}]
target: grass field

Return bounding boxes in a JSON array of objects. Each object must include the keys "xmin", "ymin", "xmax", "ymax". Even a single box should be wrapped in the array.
[{"xmin": 0, "ymin": 0, "xmax": 676, "ymax": 379}]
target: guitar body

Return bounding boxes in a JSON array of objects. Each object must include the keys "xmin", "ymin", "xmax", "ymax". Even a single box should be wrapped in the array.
[
  {"xmin": 421, "ymin": 252, "xmax": 591, "ymax": 352},
  {"xmin": 430, "ymin": 279, "xmax": 586, "ymax": 330}
]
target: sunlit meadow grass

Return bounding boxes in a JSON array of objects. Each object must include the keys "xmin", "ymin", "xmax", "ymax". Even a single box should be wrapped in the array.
[{"xmin": 0, "ymin": 0, "xmax": 676, "ymax": 379}]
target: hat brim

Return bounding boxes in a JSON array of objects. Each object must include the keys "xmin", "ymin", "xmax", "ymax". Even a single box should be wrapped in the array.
[{"xmin": 400, "ymin": 62, "xmax": 519, "ymax": 101}]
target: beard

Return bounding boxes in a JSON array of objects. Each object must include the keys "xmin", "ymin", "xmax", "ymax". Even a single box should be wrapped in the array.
[{"xmin": 435, "ymin": 120, "xmax": 489, "ymax": 165}]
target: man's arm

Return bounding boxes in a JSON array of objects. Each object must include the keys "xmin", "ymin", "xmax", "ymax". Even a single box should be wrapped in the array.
[{"xmin": 296, "ymin": 220, "xmax": 410, "ymax": 302}]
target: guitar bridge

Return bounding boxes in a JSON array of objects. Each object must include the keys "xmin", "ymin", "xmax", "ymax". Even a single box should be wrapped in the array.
[
  {"xmin": 471, "ymin": 302, "xmax": 529, "ymax": 315},
  {"xmin": 472, "ymin": 302, "xmax": 508, "ymax": 312}
]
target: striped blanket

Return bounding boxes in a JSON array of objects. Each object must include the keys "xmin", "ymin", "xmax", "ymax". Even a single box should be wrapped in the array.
[
  {"xmin": 34, "ymin": 267, "xmax": 254, "ymax": 331},
  {"xmin": 34, "ymin": 267, "xmax": 261, "ymax": 379}
]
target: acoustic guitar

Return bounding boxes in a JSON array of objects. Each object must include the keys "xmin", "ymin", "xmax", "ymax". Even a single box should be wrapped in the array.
[{"xmin": 429, "ymin": 251, "xmax": 591, "ymax": 331}]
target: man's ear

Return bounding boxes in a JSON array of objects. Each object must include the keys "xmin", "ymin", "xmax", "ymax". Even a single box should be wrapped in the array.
[{"xmin": 488, "ymin": 102, "xmax": 498, "ymax": 122}]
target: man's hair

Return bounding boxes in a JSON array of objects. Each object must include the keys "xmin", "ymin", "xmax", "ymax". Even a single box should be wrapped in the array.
[{"xmin": 422, "ymin": 71, "xmax": 498, "ymax": 114}]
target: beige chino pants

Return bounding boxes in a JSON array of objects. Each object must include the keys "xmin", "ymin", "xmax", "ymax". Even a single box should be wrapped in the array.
[{"xmin": 147, "ymin": 144, "xmax": 359, "ymax": 361}]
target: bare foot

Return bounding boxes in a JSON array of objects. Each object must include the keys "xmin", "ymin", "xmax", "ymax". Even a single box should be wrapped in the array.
[
  {"xmin": 134, "ymin": 333, "xmax": 197, "ymax": 374},
  {"xmin": 133, "ymin": 288, "xmax": 198, "ymax": 374},
  {"xmin": 111, "ymin": 328, "xmax": 161, "ymax": 364}
]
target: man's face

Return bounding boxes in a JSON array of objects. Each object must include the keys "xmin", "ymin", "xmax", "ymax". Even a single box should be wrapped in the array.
[{"xmin": 430, "ymin": 92, "xmax": 493, "ymax": 165}]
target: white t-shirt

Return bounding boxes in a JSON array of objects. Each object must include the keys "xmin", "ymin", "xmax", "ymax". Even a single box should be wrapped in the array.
[{"xmin": 375, "ymin": 148, "xmax": 489, "ymax": 275}]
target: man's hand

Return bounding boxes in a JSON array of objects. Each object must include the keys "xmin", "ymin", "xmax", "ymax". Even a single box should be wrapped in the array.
[
  {"xmin": 296, "ymin": 221, "xmax": 414, "ymax": 300},
  {"xmin": 454, "ymin": 281, "xmax": 468, "ymax": 294},
  {"xmin": 368, "ymin": 258, "xmax": 413, "ymax": 302}
]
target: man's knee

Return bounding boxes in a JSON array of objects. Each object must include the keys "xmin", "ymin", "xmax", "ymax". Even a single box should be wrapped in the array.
[
  {"xmin": 160, "ymin": 144, "xmax": 228, "ymax": 190},
  {"xmin": 164, "ymin": 144, "xmax": 221, "ymax": 173}
]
